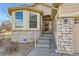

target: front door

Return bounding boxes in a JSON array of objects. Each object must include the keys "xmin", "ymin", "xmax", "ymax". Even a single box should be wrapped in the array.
[
  {"xmin": 44, "ymin": 21, "xmax": 49, "ymax": 32},
  {"xmin": 43, "ymin": 15, "xmax": 52, "ymax": 33},
  {"xmin": 74, "ymin": 18, "xmax": 79, "ymax": 53},
  {"xmin": 43, "ymin": 21, "xmax": 52, "ymax": 33}
]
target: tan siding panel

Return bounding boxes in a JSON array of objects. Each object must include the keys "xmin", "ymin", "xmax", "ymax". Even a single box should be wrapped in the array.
[{"xmin": 59, "ymin": 4, "xmax": 79, "ymax": 17}]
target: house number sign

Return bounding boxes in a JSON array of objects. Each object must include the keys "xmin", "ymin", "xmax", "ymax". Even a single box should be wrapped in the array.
[{"xmin": 63, "ymin": 18, "xmax": 69, "ymax": 28}]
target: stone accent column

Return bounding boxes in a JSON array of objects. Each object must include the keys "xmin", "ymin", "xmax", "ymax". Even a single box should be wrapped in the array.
[{"xmin": 57, "ymin": 17, "xmax": 74, "ymax": 54}]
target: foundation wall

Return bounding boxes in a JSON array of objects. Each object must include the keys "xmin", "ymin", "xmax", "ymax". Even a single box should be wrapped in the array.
[{"xmin": 12, "ymin": 31, "xmax": 41, "ymax": 43}]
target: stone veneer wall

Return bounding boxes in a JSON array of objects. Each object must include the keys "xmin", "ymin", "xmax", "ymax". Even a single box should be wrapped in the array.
[
  {"xmin": 12, "ymin": 31, "xmax": 41, "ymax": 43},
  {"xmin": 57, "ymin": 17, "xmax": 74, "ymax": 54}
]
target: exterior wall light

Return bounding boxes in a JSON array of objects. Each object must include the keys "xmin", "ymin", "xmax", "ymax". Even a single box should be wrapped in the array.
[{"xmin": 64, "ymin": 18, "xmax": 68, "ymax": 24}]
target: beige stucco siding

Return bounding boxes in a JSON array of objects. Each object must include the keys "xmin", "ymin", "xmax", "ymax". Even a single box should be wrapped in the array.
[
  {"xmin": 33, "ymin": 4, "xmax": 52, "ymax": 15},
  {"xmin": 59, "ymin": 4, "xmax": 79, "ymax": 17}
]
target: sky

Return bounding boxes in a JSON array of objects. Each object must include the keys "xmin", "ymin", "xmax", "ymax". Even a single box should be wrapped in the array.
[{"xmin": 0, "ymin": 3, "xmax": 31, "ymax": 23}]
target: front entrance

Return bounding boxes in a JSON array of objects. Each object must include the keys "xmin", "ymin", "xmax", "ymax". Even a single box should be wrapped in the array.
[
  {"xmin": 44, "ymin": 21, "xmax": 52, "ymax": 32},
  {"xmin": 74, "ymin": 18, "xmax": 79, "ymax": 53},
  {"xmin": 43, "ymin": 15, "xmax": 52, "ymax": 33},
  {"xmin": 44, "ymin": 21, "xmax": 49, "ymax": 32}
]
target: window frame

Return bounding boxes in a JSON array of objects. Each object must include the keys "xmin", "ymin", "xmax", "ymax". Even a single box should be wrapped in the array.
[
  {"xmin": 29, "ymin": 11, "xmax": 38, "ymax": 28},
  {"xmin": 15, "ymin": 11, "xmax": 23, "ymax": 28}
]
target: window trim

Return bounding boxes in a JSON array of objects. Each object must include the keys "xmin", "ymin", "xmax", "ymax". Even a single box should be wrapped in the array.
[
  {"xmin": 29, "ymin": 11, "xmax": 38, "ymax": 28},
  {"xmin": 15, "ymin": 11, "xmax": 23, "ymax": 28}
]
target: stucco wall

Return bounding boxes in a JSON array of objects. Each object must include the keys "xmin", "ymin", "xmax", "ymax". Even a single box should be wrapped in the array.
[
  {"xmin": 59, "ymin": 4, "xmax": 79, "ymax": 17},
  {"xmin": 33, "ymin": 4, "xmax": 52, "ymax": 15}
]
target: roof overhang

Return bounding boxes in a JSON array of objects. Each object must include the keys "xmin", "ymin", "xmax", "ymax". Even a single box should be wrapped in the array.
[
  {"xmin": 8, "ymin": 6, "xmax": 43, "ymax": 15},
  {"xmin": 52, "ymin": 3, "xmax": 61, "ymax": 8},
  {"xmin": 31, "ymin": 3, "xmax": 52, "ymax": 8}
]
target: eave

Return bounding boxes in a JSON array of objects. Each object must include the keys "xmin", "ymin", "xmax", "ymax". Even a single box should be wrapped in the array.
[
  {"xmin": 8, "ymin": 6, "xmax": 43, "ymax": 15},
  {"xmin": 31, "ymin": 3, "xmax": 52, "ymax": 8}
]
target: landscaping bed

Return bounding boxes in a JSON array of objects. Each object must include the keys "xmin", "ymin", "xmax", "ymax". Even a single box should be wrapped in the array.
[{"xmin": 0, "ymin": 38, "xmax": 34, "ymax": 56}]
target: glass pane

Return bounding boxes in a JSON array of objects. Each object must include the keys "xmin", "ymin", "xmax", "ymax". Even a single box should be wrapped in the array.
[
  {"xmin": 30, "ymin": 12, "xmax": 37, "ymax": 21},
  {"xmin": 29, "ymin": 12, "xmax": 37, "ymax": 28},
  {"xmin": 29, "ymin": 21, "xmax": 37, "ymax": 28},
  {"xmin": 15, "ymin": 12, "xmax": 23, "ymax": 28},
  {"xmin": 15, "ymin": 12, "xmax": 23, "ymax": 20}
]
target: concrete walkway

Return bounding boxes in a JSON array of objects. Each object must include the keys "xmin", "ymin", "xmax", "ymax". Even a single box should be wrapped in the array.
[
  {"xmin": 28, "ymin": 33, "xmax": 61, "ymax": 56},
  {"xmin": 28, "ymin": 47, "xmax": 61, "ymax": 56},
  {"xmin": 27, "ymin": 33, "xmax": 79, "ymax": 56},
  {"xmin": 28, "ymin": 47, "xmax": 50, "ymax": 56}
]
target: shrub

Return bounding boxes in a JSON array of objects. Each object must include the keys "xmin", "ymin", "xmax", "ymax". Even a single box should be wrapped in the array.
[{"xmin": 5, "ymin": 42, "xmax": 19, "ymax": 53}]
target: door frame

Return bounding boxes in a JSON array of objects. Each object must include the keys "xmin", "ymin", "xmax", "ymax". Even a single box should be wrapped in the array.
[{"xmin": 42, "ymin": 15, "xmax": 52, "ymax": 33}]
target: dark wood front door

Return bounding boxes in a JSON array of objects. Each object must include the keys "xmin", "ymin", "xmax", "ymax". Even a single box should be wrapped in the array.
[
  {"xmin": 43, "ymin": 15, "xmax": 51, "ymax": 33},
  {"xmin": 44, "ymin": 21, "xmax": 49, "ymax": 31}
]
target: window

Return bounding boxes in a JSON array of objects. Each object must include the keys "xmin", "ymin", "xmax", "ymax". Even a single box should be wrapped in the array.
[
  {"xmin": 29, "ymin": 12, "xmax": 37, "ymax": 28},
  {"xmin": 15, "ymin": 12, "xmax": 23, "ymax": 28}
]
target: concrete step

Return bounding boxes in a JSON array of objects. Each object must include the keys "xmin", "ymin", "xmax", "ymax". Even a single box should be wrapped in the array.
[
  {"xmin": 39, "ymin": 36, "xmax": 53, "ymax": 40},
  {"xmin": 36, "ymin": 44, "xmax": 50, "ymax": 48},
  {"xmin": 36, "ymin": 34, "xmax": 54, "ymax": 48},
  {"xmin": 43, "ymin": 32, "xmax": 53, "ymax": 34},
  {"xmin": 37, "ymin": 41, "xmax": 49, "ymax": 45},
  {"xmin": 37, "ymin": 39, "xmax": 49, "ymax": 43},
  {"xmin": 36, "ymin": 39, "xmax": 49, "ymax": 48},
  {"xmin": 42, "ymin": 34, "xmax": 53, "ymax": 37}
]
